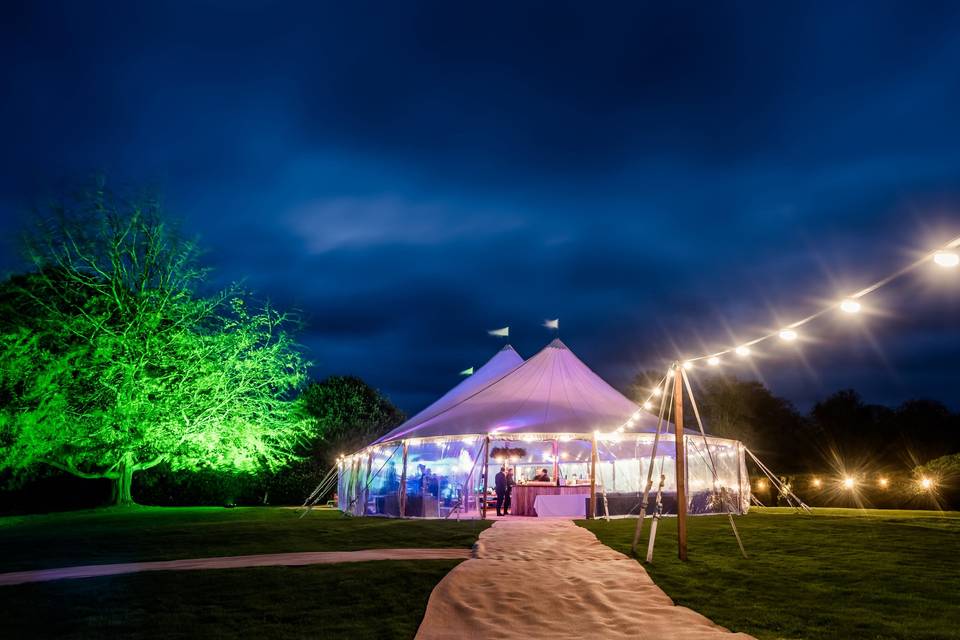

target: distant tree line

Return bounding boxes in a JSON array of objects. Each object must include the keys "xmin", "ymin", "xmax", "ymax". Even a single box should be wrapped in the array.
[{"xmin": 628, "ymin": 371, "xmax": 960, "ymax": 475}]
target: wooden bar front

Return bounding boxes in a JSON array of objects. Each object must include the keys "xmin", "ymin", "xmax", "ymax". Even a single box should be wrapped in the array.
[{"xmin": 512, "ymin": 484, "xmax": 592, "ymax": 516}]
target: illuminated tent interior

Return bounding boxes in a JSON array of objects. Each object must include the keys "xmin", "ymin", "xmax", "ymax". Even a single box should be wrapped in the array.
[{"xmin": 338, "ymin": 339, "xmax": 750, "ymax": 518}]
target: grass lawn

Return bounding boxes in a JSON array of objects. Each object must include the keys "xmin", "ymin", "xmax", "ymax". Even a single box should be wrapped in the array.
[
  {"xmin": 579, "ymin": 507, "xmax": 960, "ymax": 640},
  {"xmin": 0, "ymin": 507, "xmax": 491, "ymax": 639},
  {"xmin": 1, "ymin": 560, "xmax": 457, "ymax": 639},
  {"xmin": 0, "ymin": 506, "xmax": 491, "ymax": 572}
]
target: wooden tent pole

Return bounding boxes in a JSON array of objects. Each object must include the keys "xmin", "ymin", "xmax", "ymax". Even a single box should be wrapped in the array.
[
  {"xmin": 481, "ymin": 436, "xmax": 490, "ymax": 519},
  {"xmin": 348, "ymin": 456, "xmax": 360, "ymax": 514},
  {"xmin": 399, "ymin": 441, "xmax": 409, "ymax": 517},
  {"xmin": 552, "ymin": 438, "xmax": 559, "ymax": 486},
  {"xmin": 361, "ymin": 451, "xmax": 373, "ymax": 516},
  {"xmin": 589, "ymin": 432, "xmax": 598, "ymax": 519},
  {"xmin": 673, "ymin": 364, "xmax": 688, "ymax": 561}
]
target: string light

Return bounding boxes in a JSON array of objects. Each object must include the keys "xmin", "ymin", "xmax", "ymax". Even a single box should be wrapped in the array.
[
  {"xmin": 682, "ymin": 361, "xmax": 693, "ymax": 370},
  {"xmin": 933, "ymin": 250, "xmax": 959, "ymax": 267},
  {"xmin": 878, "ymin": 477, "xmax": 889, "ymax": 488},
  {"xmin": 920, "ymin": 477, "xmax": 933, "ymax": 489},
  {"xmin": 652, "ymin": 387, "xmax": 663, "ymax": 397},
  {"xmin": 643, "ymin": 401, "xmax": 653, "ymax": 410},
  {"xmin": 843, "ymin": 477, "xmax": 855, "ymax": 489},
  {"xmin": 677, "ymin": 234, "xmax": 958, "ymax": 367},
  {"xmin": 811, "ymin": 478, "xmax": 822, "ymax": 488},
  {"xmin": 840, "ymin": 299, "xmax": 861, "ymax": 314}
]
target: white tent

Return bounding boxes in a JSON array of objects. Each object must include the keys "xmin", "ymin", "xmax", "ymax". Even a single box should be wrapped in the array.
[
  {"xmin": 379, "ymin": 339, "xmax": 662, "ymax": 439},
  {"xmin": 338, "ymin": 339, "xmax": 750, "ymax": 519},
  {"xmin": 375, "ymin": 344, "xmax": 524, "ymax": 443}
]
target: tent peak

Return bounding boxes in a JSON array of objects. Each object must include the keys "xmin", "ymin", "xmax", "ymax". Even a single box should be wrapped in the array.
[
  {"xmin": 499, "ymin": 344, "xmax": 518, "ymax": 353},
  {"xmin": 547, "ymin": 338, "xmax": 568, "ymax": 350}
]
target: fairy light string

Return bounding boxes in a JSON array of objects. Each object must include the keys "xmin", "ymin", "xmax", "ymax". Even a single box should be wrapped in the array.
[{"xmin": 615, "ymin": 233, "xmax": 960, "ymax": 434}]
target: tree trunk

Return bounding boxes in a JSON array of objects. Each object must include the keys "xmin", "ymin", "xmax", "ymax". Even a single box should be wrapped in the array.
[{"xmin": 110, "ymin": 457, "xmax": 136, "ymax": 506}]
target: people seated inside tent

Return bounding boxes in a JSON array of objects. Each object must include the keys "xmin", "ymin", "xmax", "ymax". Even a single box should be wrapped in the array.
[{"xmin": 532, "ymin": 468, "xmax": 551, "ymax": 482}]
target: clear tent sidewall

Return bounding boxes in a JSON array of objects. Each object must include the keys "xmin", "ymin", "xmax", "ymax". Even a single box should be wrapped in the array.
[{"xmin": 336, "ymin": 432, "xmax": 750, "ymax": 518}]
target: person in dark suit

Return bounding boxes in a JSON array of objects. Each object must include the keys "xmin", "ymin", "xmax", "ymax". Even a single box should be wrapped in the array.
[
  {"xmin": 503, "ymin": 469, "xmax": 516, "ymax": 515},
  {"xmin": 494, "ymin": 466, "xmax": 507, "ymax": 516}
]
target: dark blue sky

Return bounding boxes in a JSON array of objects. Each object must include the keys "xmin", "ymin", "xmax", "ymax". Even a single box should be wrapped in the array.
[{"xmin": 2, "ymin": 2, "xmax": 959, "ymax": 413}]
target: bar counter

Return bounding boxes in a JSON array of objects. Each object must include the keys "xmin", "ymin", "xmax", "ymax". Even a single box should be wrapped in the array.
[{"xmin": 512, "ymin": 483, "xmax": 592, "ymax": 516}]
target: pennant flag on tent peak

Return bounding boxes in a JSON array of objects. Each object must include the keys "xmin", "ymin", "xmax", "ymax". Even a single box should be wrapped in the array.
[
  {"xmin": 488, "ymin": 326, "xmax": 509, "ymax": 337},
  {"xmin": 459, "ymin": 367, "xmax": 474, "ymax": 376},
  {"xmin": 543, "ymin": 318, "xmax": 559, "ymax": 330}
]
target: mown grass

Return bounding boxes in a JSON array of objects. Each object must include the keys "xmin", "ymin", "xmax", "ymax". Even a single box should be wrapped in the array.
[
  {"xmin": 0, "ymin": 506, "xmax": 490, "ymax": 572},
  {"xmin": 579, "ymin": 507, "xmax": 960, "ymax": 640},
  {"xmin": 0, "ymin": 507, "xmax": 491, "ymax": 639},
  {"xmin": 1, "ymin": 560, "xmax": 457, "ymax": 639}
]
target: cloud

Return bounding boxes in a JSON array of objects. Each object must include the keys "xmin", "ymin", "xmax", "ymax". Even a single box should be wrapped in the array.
[{"xmin": 284, "ymin": 195, "xmax": 523, "ymax": 254}]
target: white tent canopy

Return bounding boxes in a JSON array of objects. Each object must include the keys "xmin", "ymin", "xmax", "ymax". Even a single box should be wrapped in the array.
[
  {"xmin": 375, "ymin": 343, "xmax": 524, "ymax": 443},
  {"xmin": 379, "ymin": 339, "xmax": 661, "ymax": 442}
]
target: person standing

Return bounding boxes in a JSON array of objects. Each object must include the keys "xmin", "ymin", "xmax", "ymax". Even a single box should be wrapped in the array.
[
  {"xmin": 494, "ymin": 466, "xmax": 507, "ymax": 516},
  {"xmin": 503, "ymin": 468, "xmax": 516, "ymax": 516}
]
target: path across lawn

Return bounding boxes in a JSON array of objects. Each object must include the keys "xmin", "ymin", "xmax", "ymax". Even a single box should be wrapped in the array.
[
  {"xmin": 0, "ymin": 506, "xmax": 490, "ymax": 573},
  {"xmin": 0, "ymin": 547, "xmax": 472, "ymax": 587},
  {"xmin": 416, "ymin": 518, "xmax": 754, "ymax": 640}
]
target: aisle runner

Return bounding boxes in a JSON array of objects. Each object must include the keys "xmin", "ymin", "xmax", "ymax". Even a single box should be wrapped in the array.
[{"xmin": 416, "ymin": 519, "xmax": 755, "ymax": 640}]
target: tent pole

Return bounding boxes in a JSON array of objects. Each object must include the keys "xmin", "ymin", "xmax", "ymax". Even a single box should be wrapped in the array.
[
  {"xmin": 350, "ymin": 456, "xmax": 362, "ymax": 515},
  {"xmin": 631, "ymin": 367, "xmax": 673, "ymax": 554},
  {"xmin": 552, "ymin": 438, "xmax": 559, "ymax": 486},
  {"xmin": 481, "ymin": 436, "xmax": 490, "ymax": 519},
  {"xmin": 362, "ymin": 452, "xmax": 373, "ymax": 516},
  {"xmin": 399, "ymin": 441, "xmax": 409, "ymax": 518},
  {"xmin": 589, "ymin": 432, "xmax": 598, "ymax": 519},
  {"xmin": 674, "ymin": 363, "xmax": 688, "ymax": 561}
]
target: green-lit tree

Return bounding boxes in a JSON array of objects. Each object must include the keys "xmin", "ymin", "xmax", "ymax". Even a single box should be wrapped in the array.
[{"xmin": 0, "ymin": 182, "xmax": 310, "ymax": 505}]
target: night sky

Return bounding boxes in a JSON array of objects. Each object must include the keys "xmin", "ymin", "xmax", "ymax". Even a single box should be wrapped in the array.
[{"xmin": 2, "ymin": 2, "xmax": 959, "ymax": 413}]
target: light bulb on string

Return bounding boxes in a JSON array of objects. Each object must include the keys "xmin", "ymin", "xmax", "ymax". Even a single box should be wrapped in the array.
[
  {"xmin": 652, "ymin": 233, "xmax": 960, "ymax": 374},
  {"xmin": 933, "ymin": 250, "xmax": 959, "ymax": 267},
  {"xmin": 840, "ymin": 299, "xmax": 861, "ymax": 314},
  {"xmin": 642, "ymin": 401, "xmax": 653, "ymax": 410},
  {"xmin": 652, "ymin": 387, "xmax": 662, "ymax": 397}
]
